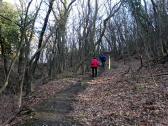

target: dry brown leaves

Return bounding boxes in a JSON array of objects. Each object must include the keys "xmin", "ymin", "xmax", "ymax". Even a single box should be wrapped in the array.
[
  {"xmin": 70, "ymin": 61, "xmax": 168, "ymax": 126},
  {"xmin": 0, "ymin": 95, "xmax": 19, "ymax": 124},
  {"xmin": 24, "ymin": 78, "xmax": 81, "ymax": 107},
  {"xmin": 8, "ymin": 78, "xmax": 82, "ymax": 125}
]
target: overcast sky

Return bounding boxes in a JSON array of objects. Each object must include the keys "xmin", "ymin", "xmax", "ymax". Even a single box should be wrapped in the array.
[
  {"xmin": 4, "ymin": 0, "xmax": 120, "ymax": 6},
  {"xmin": 4, "ymin": 0, "xmax": 16, "ymax": 4}
]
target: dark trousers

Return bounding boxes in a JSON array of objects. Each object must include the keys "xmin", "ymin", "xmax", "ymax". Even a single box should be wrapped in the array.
[
  {"xmin": 101, "ymin": 61, "xmax": 105, "ymax": 68},
  {"xmin": 92, "ymin": 67, "xmax": 97, "ymax": 77}
]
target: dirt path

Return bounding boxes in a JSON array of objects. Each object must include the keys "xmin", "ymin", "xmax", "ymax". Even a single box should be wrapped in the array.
[
  {"xmin": 14, "ymin": 60, "xmax": 168, "ymax": 125},
  {"xmin": 17, "ymin": 81, "xmax": 87, "ymax": 126}
]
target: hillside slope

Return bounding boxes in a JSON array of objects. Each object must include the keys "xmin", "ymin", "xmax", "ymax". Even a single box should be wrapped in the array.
[{"xmin": 70, "ymin": 60, "xmax": 168, "ymax": 125}]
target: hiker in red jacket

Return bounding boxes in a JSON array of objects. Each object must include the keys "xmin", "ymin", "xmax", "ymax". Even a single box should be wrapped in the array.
[{"xmin": 90, "ymin": 57, "xmax": 100, "ymax": 77}]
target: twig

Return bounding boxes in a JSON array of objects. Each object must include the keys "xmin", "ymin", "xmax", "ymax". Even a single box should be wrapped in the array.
[
  {"xmin": 2, "ymin": 109, "xmax": 22, "ymax": 126},
  {"xmin": 139, "ymin": 73, "xmax": 168, "ymax": 79},
  {"xmin": 2, "ymin": 107, "xmax": 33, "ymax": 126}
]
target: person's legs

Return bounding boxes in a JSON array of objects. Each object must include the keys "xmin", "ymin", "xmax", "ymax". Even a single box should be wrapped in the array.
[
  {"xmin": 95, "ymin": 67, "xmax": 97, "ymax": 77},
  {"xmin": 102, "ymin": 62, "xmax": 105, "ymax": 68},
  {"xmin": 92, "ymin": 67, "xmax": 94, "ymax": 77}
]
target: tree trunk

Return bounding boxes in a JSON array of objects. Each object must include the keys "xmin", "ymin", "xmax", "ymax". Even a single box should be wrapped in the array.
[
  {"xmin": 0, "ymin": 32, "xmax": 8, "ymax": 78},
  {"xmin": 32, "ymin": 0, "xmax": 55, "ymax": 75}
]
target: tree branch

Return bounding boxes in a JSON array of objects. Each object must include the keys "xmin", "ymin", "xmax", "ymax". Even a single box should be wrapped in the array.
[
  {"xmin": 94, "ymin": 1, "xmax": 122, "ymax": 47},
  {"xmin": 0, "ymin": 14, "xmax": 21, "ymax": 27}
]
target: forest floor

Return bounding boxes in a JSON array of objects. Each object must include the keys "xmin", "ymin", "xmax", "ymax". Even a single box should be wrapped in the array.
[
  {"xmin": 1, "ymin": 58, "xmax": 168, "ymax": 126},
  {"xmin": 70, "ymin": 60, "xmax": 168, "ymax": 126}
]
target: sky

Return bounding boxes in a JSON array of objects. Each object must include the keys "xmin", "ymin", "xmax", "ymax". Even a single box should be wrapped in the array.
[
  {"xmin": 4, "ymin": 0, "xmax": 17, "ymax": 4},
  {"xmin": 4, "ymin": 0, "xmax": 120, "ymax": 6}
]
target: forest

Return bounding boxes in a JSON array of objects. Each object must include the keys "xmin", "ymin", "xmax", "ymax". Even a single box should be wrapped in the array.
[{"xmin": 0, "ymin": 0, "xmax": 168, "ymax": 125}]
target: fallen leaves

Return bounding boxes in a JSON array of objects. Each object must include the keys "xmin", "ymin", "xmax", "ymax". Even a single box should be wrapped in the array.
[
  {"xmin": 24, "ymin": 78, "xmax": 81, "ymax": 107},
  {"xmin": 1, "ymin": 60, "xmax": 167, "ymax": 126},
  {"xmin": 70, "ymin": 61, "xmax": 168, "ymax": 125},
  {"xmin": 7, "ymin": 78, "xmax": 83, "ymax": 125}
]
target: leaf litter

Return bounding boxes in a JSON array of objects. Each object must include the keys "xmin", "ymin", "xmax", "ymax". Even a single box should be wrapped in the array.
[{"xmin": 69, "ymin": 61, "xmax": 168, "ymax": 126}]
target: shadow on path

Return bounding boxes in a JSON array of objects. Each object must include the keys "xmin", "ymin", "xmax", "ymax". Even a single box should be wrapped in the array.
[{"xmin": 17, "ymin": 82, "xmax": 87, "ymax": 126}]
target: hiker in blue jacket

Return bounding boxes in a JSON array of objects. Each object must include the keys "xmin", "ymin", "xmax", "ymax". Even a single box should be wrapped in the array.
[{"xmin": 99, "ymin": 53, "xmax": 107, "ymax": 69}]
